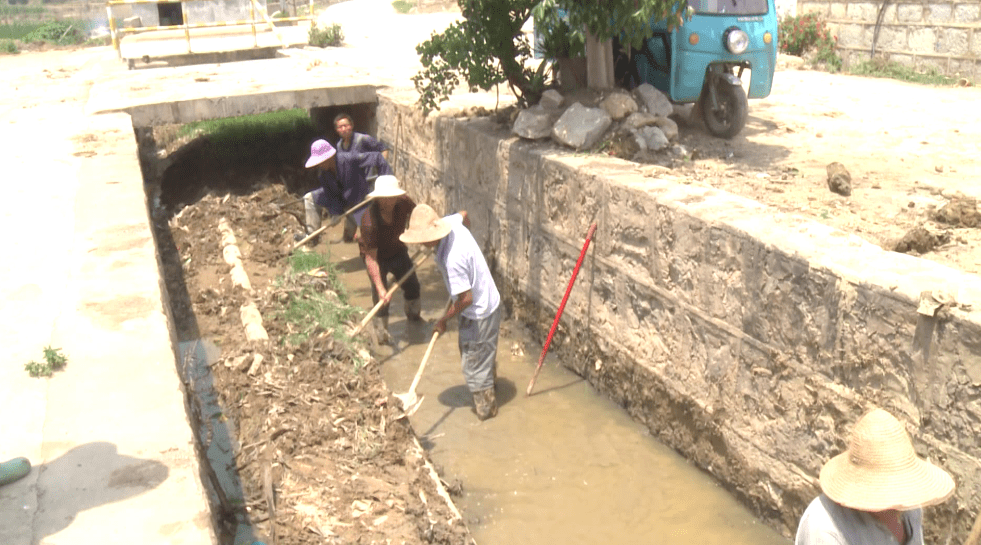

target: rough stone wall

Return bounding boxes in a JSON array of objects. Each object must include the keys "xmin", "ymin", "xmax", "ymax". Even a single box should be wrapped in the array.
[
  {"xmin": 376, "ymin": 92, "xmax": 981, "ymax": 540},
  {"xmin": 798, "ymin": 0, "xmax": 981, "ymax": 81}
]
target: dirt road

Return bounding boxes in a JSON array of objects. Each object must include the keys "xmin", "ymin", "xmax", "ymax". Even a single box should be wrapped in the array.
[{"xmin": 672, "ymin": 67, "xmax": 981, "ymax": 275}]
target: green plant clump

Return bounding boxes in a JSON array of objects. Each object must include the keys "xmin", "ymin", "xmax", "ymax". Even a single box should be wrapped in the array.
[
  {"xmin": 1, "ymin": 39, "xmax": 17, "ymax": 54},
  {"xmin": 779, "ymin": 12, "xmax": 841, "ymax": 72},
  {"xmin": 391, "ymin": 0, "xmax": 415, "ymax": 14},
  {"xmin": 848, "ymin": 58, "xmax": 957, "ymax": 85},
  {"xmin": 24, "ymin": 20, "xmax": 86, "ymax": 45},
  {"xmin": 277, "ymin": 252, "xmax": 360, "ymax": 348},
  {"xmin": 308, "ymin": 21, "xmax": 343, "ymax": 48},
  {"xmin": 176, "ymin": 108, "xmax": 315, "ymax": 161},
  {"xmin": 25, "ymin": 346, "xmax": 69, "ymax": 378}
]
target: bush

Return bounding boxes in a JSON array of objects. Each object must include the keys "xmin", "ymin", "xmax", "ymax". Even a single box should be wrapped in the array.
[
  {"xmin": 24, "ymin": 20, "xmax": 85, "ymax": 45},
  {"xmin": 308, "ymin": 21, "xmax": 342, "ymax": 48},
  {"xmin": 392, "ymin": 0, "xmax": 414, "ymax": 13},
  {"xmin": 1, "ymin": 39, "xmax": 18, "ymax": 54},
  {"xmin": 779, "ymin": 12, "xmax": 841, "ymax": 72}
]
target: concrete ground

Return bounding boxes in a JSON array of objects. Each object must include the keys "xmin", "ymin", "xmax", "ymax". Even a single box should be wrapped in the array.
[{"xmin": 0, "ymin": 47, "xmax": 216, "ymax": 544}]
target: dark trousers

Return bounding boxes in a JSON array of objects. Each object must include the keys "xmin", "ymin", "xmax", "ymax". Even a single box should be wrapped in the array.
[{"xmin": 367, "ymin": 250, "xmax": 421, "ymax": 318}]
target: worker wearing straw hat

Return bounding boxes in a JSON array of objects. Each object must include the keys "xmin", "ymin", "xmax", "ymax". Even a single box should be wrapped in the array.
[
  {"xmin": 795, "ymin": 408, "xmax": 955, "ymax": 545},
  {"xmin": 358, "ymin": 175, "xmax": 423, "ymax": 333},
  {"xmin": 399, "ymin": 204, "xmax": 502, "ymax": 421}
]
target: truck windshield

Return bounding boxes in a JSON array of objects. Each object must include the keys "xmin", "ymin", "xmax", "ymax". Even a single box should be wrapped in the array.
[{"xmin": 687, "ymin": 0, "xmax": 768, "ymax": 15}]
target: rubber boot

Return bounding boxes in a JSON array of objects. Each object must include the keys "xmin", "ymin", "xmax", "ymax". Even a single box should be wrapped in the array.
[
  {"xmin": 405, "ymin": 298, "xmax": 423, "ymax": 322},
  {"xmin": 373, "ymin": 316, "xmax": 391, "ymax": 345},
  {"xmin": 473, "ymin": 387, "xmax": 498, "ymax": 421}
]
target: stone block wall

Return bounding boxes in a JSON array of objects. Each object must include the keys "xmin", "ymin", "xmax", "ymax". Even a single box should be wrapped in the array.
[
  {"xmin": 376, "ymin": 92, "xmax": 981, "ymax": 539},
  {"xmin": 798, "ymin": 0, "xmax": 981, "ymax": 81}
]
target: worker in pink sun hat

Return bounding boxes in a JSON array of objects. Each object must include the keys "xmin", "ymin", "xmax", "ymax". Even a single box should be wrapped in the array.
[{"xmin": 301, "ymin": 137, "xmax": 392, "ymax": 244}]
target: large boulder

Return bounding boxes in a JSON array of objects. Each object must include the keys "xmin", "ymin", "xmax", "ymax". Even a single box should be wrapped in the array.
[
  {"xmin": 540, "ymin": 89, "xmax": 565, "ymax": 110},
  {"xmin": 653, "ymin": 116, "xmax": 679, "ymax": 141},
  {"xmin": 513, "ymin": 105, "xmax": 556, "ymax": 140},
  {"xmin": 599, "ymin": 91, "xmax": 638, "ymax": 120},
  {"xmin": 622, "ymin": 112, "xmax": 660, "ymax": 131},
  {"xmin": 552, "ymin": 102, "xmax": 612, "ymax": 150},
  {"xmin": 634, "ymin": 83, "xmax": 673, "ymax": 118},
  {"xmin": 638, "ymin": 126, "xmax": 670, "ymax": 151}
]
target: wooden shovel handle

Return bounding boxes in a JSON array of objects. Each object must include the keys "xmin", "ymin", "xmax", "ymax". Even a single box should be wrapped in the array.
[
  {"xmin": 406, "ymin": 330, "xmax": 441, "ymax": 394},
  {"xmin": 352, "ymin": 250, "xmax": 430, "ymax": 335},
  {"xmin": 291, "ymin": 195, "xmax": 374, "ymax": 251}
]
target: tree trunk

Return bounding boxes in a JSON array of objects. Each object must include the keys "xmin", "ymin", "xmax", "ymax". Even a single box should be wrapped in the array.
[{"xmin": 585, "ymin": 30, "xmax": 615, "ymax": 89}]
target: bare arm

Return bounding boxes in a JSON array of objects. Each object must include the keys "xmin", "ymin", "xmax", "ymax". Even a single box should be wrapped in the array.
[
  {"xmin": 435, "ymin": 289, "xmax": 473, "ymax": 334},
  {"xmin": 364, "ymin": 253, "xmax": 391, "ymax": 306},
  {"xmin": 459, "ymin": 210, "xmax": 471, "ymax": 229}
]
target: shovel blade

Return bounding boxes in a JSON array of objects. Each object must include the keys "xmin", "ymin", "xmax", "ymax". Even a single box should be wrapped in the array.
[{"xmin": 394, "ymin": 392, "xmax": 424, "ymax": 416}]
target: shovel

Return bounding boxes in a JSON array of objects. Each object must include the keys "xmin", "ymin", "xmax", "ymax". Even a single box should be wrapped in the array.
[
  {"xmin": 394, "ymin": 329, "xmax": 441, "ymax": 415},
  {"xmin": 351, "ymin": 249, "xmax": 430, "ymax": 336},
  {"xmin": 291, "ymin": 195, "xmax": 374, "ymax": 251}
]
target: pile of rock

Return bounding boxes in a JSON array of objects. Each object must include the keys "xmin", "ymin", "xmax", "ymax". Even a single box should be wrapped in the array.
[{"xmin": 511, "ymin": 83, "xmax": 692, "ymax": 159}]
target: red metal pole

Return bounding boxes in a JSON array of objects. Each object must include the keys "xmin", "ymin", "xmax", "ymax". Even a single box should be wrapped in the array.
[{"xmin": 526, "ymin": 222, "xmax": 597, "ymax": 396}]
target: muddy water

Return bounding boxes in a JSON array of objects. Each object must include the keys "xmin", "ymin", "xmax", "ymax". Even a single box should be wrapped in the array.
[{"xmin": 323, "ymin": 233, "xmax": 790, "ymax": 545}]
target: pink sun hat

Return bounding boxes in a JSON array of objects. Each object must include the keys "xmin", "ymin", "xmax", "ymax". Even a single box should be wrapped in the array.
[{"xmin": 305, "ymin": 139, "xmax": 336, "ymax": 168}]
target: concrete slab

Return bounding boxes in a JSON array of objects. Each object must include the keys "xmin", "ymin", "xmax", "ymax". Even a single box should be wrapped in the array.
[
  {"xmin": 86, "ymin": 55, "xmax": 378, "ymax": 126},
  {"xmin": 0, "ymin": 47, "xmax": 215, "ymax": 545}
]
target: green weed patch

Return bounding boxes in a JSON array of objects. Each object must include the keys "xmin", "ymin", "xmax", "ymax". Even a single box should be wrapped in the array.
[{"xmin": 848, "ymin": 59, "xmax": 957, "ymax": 86}]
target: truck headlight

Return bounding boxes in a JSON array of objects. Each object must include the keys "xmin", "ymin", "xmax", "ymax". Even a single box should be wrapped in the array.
[{"xmin": 725, "ymin": 28, "xmax": 749, "ymax": 54}]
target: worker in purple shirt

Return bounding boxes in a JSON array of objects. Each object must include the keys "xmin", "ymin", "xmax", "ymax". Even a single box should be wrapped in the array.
[{"xmin": 301, "ymin": 136, "xmax": 392, "ymax": 244}]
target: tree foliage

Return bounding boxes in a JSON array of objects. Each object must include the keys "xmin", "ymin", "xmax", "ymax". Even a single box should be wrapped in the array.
[
  {"xmin": 413, "ymin": 0, "xmax": 542, "ymax": 115},
  {"xmin": 412, "ymin": 0, "xmax": 689, "ymax": 114}
]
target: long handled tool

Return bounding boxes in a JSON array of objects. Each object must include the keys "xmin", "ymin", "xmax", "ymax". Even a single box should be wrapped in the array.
[
  {"xmin": 526, "ymin": 222, "xmax": 597, "ymax": 396},
  {"xmin": 394, "ymin": 298, "xmax": 452, "ymax": 415},
  {"xmin": 965, "ymin": 506, "xmax": 981, "ymax": 545},
  {"xmin": 351, "ymin": 250, "xmax": 431, "ymax": 336},
  {"xmin": 394, "ymin": 330, "xmax": 441, "ymax": 415},
  {"xmin": 291, "ymin": 195, "xmax": 374, "ymax": 251}
]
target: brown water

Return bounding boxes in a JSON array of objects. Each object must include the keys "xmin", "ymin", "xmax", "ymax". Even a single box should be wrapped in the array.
[{"xmin": 326, "ymin": 237, "xmax": 790, "ymax": 545}]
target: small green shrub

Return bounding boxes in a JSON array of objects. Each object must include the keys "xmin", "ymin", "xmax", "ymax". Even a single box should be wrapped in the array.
[
  {"xmin": 392, "ymin": 0, "xmax": 414, "ymax": 13},
  {"xmin": 25, "ymin": 346, "xmax": 69, "ymax": 378},
  {"xmin": 779, "ymin": 12, "xmax": 841, "ymax": 72},
  {"xmin": 308, "ymin": 21, "xmax": 343, "ymax": 48},
  {"xmin": 24, "ymin": 20, "xmax": 86, "ymax": 45},
  {"xmin": 1, "ymin": 39, "xmax": 18, "ymax": 54}
]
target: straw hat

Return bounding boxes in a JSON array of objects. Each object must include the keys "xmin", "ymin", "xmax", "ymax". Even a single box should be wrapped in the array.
[
  {"xmin": 305, "ymin": 139, "xmax": 336, "ymax": 168},
  {"xmin": 399, "ymin": 204, "xmax": 451, "ymax": 244},
  {"xmin": 367, "ymin": 175, "xmax": 406, "ymax": 198},
  {"xmin": 819, "ymin": 408, "xmax": 955, "ymax": 511}
]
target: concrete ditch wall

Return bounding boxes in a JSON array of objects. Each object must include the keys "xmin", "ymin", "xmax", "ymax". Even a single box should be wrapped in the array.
[{"xmin": 375, "ymin": 92, "xmax": 981, "ymax": 539}]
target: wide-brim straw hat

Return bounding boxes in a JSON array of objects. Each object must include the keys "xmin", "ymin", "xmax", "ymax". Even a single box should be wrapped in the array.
[
  {"xmin": 819, "ymin": 408, "xmax": 955, "ymax": 511},
  {"xmin": 368, "ymin": 175, "xmax": 405, "ymax": 198},
  {"xmin": 305, "ymin": 139, "xmax": 336, "ymax": 168},
  {"xmin": 399, "ymin": 204, "xmax": 451, "ymax": 244}
]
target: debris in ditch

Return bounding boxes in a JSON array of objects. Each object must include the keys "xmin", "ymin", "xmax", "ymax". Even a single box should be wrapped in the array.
[{"xmin": 158, "ymin": 183, "xmax": 472, "ymax": 544}]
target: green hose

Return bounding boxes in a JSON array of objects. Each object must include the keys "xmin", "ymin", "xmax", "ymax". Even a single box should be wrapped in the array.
[{"xmin": 0, "ymin": 457, "xmax": 31, "ymax": 486}]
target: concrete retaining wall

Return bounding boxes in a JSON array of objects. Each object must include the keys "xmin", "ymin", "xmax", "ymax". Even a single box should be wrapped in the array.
[
  {"xmin": 376, "ymin": 93, "xmax": 981, "ymax": 539},
  {"xmin": 799, "ymin": 0, "xmax": 981, "ymax": 82}
]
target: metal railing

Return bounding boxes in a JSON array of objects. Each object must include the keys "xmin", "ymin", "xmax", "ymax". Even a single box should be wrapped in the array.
[{"xmin": 106, "ymin": 0, "xmax": 314, "ymax": 58}]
